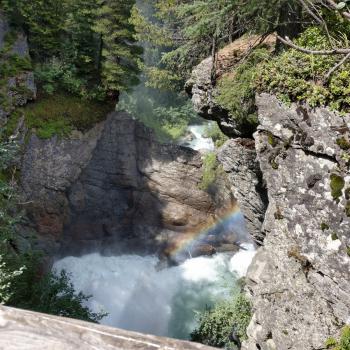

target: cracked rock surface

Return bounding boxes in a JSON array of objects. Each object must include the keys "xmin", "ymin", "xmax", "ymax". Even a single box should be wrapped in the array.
[
  {"xmin": 21, "ymin": 112, "xmax": 235, "ymax": 257},
  {"xmin": 242, "ymin": 94, "xmax": 350, "ymax": 350}
]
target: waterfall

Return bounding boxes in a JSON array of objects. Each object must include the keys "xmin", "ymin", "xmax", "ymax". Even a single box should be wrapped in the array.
[{"xmin": 53, "ymin": 245, "xmax": 255, "ymax": 340}]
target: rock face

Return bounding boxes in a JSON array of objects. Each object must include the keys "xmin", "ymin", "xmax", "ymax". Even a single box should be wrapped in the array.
[
  {"xmin": 243, "ymin": 94, "xmax": 350, "ymax": 350},
  {"xmin": 21, "ymin": 111, "xmax": 236, "ymax": 257},
  {"xmin": 217, "ymin": 139, "xmax": 268, "ymax": 245},
  {"xmin": 0, "ymin": 14, "xmax": 36, "ymax": 126},
  {"xmin": 185, "ymin": 35, "xmax": 275, "ymax": 138}
]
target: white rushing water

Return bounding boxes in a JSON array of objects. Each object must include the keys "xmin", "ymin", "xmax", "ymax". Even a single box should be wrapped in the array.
[
  {"xmin": 181, "ymin": 124, "xmax": 215, "ymax": 151},
  {"xmin": 53, "ymin": 246, "xmax": 255, "ymax": 339}
]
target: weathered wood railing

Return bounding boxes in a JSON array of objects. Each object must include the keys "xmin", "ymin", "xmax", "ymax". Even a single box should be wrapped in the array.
[{"xmin": 0, "ymin": 305, "xmax": 215, "ymax": 350}]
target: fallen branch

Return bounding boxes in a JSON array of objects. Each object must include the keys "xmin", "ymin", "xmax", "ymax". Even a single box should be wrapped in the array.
[
  {"xmin": 324, "ymin": 51, "xmax": 350, "ymax": 81},
  {"xmin": 277, "ymin": 35, "xmax": 350, "ymax": 54}
]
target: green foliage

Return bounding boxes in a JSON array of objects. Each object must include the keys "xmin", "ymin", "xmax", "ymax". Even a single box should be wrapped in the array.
[
  {"xmin": 326, "ymin": 326, "xmax": 350, "ymax": 350},
  {"xmin": 2, "ymin": 0, "xmax": 141, "ymax": 98},
  {"xmin": 34, "ymin": 59, "xmax": 105, "ymax": 100},
  {"xmin": 15, "ymin": 269, "xmax": 106, "ymax": 322},
  {"xmin": 198, "ymin": 152, "xmax": 223, "ymax": 191},
  {"xmin": 2, "ymin": 0, "xmax": 67, "ymax": 59},
  {"xmin": 118, "ymin": 88, "xmax": 198, "ymax": 142},
  {"xmin": 19, "ymin": 93, "xmax": 112, "ymax": 139},
  {"xmin": 191, "ymin": 293, "xmax": 251, "ymax": 348},
  {"xmin": 131, "ymin": 0, "xmax": 238, "ymax": 90},
  {"xmin": 330, "ymin": 173, "xmax": 345, "ymax": 201},
  {"xmin": 93, "ymin": 0, "xmax": 142, "ymax": 95},
  {"xmin": 256, "ymin": 27, "xmax": 350, "ymax": 114},
  {"xmin": 0, "ymin": 255, "xmax": 25, "ymax": 304},
  {"xmin": 215, "ymin": 48, "xmax": 270, "ymax": 136},
  {"xmin": 203, "ymin": 123, "xmax": 228, "ymax": 148}
]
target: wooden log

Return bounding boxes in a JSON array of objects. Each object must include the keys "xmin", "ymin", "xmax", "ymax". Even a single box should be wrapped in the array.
[{"xmin": 0, "ymin": 305, "xmax": 215, "ymax": 350}]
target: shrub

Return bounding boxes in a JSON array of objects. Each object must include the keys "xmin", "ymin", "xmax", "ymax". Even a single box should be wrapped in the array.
[
  {"xmin": 191, "ymin": 293, "xmax": 252, "ymax": 348},
  {"xmin": 215, "ymin": 48, "xmax": 270, "ymax": 137},
  {"xmin": 198, "ymin": 152, "xmax": 223, "ymax": 191},
  {"xmin": 34, "ymin": 59, "xmax": 105, "ymax": 100},
  {"xmin": 13, "ymin": 269, "xmax": 106, "ymax": 322},
  {"xmin": 0, "ymin": 255, "xmax": 25, "ymax": 304},
  {"xmin": 256, "ymin": 27, "xmax": 350, "ymax": 114},
  {"xmin": 204, "ymin": 123, "xmax": 228, "ymax": 148},
  {"xmin": 15, "ymin": 93, "xmax": 113, "ymax": 139},
  {"xmin": 326, "ymin": 326, "xmax": 350, "ymax": 350}
]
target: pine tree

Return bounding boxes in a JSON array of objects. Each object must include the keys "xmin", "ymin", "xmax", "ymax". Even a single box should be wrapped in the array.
[
  {"xmin": 94, "ymin": 0, "xmax": 142, "ymax": 98},
  {"xmin": 2, "ymin": 0, "xmax": 68, "ymax": 59},
  {"xmin": 64, "ymin": 0, "xmax": 100, "ymax": 78}
]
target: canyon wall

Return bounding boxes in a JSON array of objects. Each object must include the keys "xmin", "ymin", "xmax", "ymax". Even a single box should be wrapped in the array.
[
  {"xmin": 20, "ymin": 111, "xmax": 236, "ymax": 258},
  {"xmin": 243, "ymin": 94, "xmax": 350, "ymax": 350},
  {"xmin": 188, "ymin": 53, "xmax": 350, "ymax": 349}
]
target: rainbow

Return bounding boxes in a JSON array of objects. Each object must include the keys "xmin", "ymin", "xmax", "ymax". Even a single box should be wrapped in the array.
[{"xmin": 165, "ymin": 203, "xmax": 243, "ymax": 258}]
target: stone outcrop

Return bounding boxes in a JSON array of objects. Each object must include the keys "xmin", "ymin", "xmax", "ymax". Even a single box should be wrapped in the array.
[
  {"xmin": 21, "ymin": 111, "xmax": 236, "ymax": 258},
  {"xmin": 0, "ymin": 14, "xmax": 36, "ymax": 126},
  {"xmin": 0, "ymin": 305, "xmax": 215, "ymax": 350},
  {"xmin": 185, "ymin": 35, "xmax": 275, "ymax": 138},
  {"xmin": 243, "ymin": 94, "xmax": 350, "ymax": 350},
  {"xmin": 217, "ymin": 139, "xmax": 267, "ymax": 245}
]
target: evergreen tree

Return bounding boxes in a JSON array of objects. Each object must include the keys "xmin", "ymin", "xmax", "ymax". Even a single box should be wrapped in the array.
[
  {"xmin": 64, "ymin": 0, "xmax": 100, "ymax": 79},
  {"xmin": 94, "ymin": 0, "xmax": 143, "ymax": 97},
  {"xmin": 2, "ymin": 0, "xmax": 68, "ymax": 59}
]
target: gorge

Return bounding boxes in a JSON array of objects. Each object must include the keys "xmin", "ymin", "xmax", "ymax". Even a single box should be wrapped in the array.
[{"xmin": 1, "ymin": 2, "xmax": 350, "ymax": 350}]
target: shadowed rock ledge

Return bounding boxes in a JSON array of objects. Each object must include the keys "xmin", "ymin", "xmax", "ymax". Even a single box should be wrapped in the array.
[
  {"xmin": 20, "ymin": 111, "xmax": 236, "ymax": 258},
  {"xmin": 0, "ymin": 305, "xmax": 215, "ymax": 350}
]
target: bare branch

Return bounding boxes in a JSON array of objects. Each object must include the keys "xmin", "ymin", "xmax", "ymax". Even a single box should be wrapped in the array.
[
  {"xmin": 324, "ymin": 51, "xmax": 350, "ymax": 81},
  {"xmin": 323, "ymin": 0, "xmax": 350, "ymax": 20},
  {"xmin": 298, "ymin": 0, "xmax": 324, "ymax": 24},
  {"xmin": 277, "ymin": 35, "xmax": 350, "ymax": 54}
]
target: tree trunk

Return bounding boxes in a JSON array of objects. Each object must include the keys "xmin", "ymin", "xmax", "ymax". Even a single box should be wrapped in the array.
[{"xmin": 276, "ymin": 1, "xmax": 302, "ymax": 52}]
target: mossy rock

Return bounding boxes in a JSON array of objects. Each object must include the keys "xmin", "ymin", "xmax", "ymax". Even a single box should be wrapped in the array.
[
  {"xmin": 336, "ymin": 137, "xmax": 350, "ymax": 151},
  {"xmin": 330, "ymin": 174, "xmax": 345, "ymax": 201},
  {"xmin": 17, "ymin": 93, "xmax": 113, "ymax": 139}
]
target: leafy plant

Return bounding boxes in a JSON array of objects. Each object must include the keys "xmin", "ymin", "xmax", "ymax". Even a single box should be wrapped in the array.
[
  {"xmin": 198, "ymin": 152, "xmax": 224, "ymax": 191},
  {"xmin": 204, "ymin": 123, "xmax": 228, "ymax": 148},
  {"xmin": 191, "ymin": 293, "xmax": 252, "ymax": 348},
  {"xmin": 326, "ymin": 326, "xmax": 350, "ymax": 350},
  {"xmin": 215, "ymin": 48, "xmax": 270, "ymax": 136}
]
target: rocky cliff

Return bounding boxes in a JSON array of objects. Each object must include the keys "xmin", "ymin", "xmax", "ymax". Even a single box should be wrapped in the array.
[
  {"xmin": 243, "ymin": 94, "xmax": 350, "ymax": 350},
  {"xmin": 20, "ymin": 111, "xmax": 236, "ymax": 258},
  {"xmin": 188, "ymin": 51, "xmax": 350, "ymax": 348}
]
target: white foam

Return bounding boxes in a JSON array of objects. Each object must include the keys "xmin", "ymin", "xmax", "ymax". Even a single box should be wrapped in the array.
[
  {"xmin": 53, "ymin": 248, "xmax": 254, "ymax": 339},
  {"xmin": 54, "ymin": 254, "xmax": 230, "ymax": 338},
  {"xmin": 229, "ymin": 243, "xmax": 256, "ymax": 278},
  {"xmin": 185, "ymin": 125, "xmax": 215, "ymax": 151}
]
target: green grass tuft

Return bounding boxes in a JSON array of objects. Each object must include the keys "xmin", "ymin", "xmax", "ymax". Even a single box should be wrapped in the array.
[{"xmin": 17, "ymin": 93, "xmax": 113, "ymax": 139}]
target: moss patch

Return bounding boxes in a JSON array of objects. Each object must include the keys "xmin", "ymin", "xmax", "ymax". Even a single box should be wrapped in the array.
[
  {"xmin": 336, "ymin": 137, "xmax": 350, "ymax": 151},
  {"xmin": 321, "ymin": 222, "xmax": 329, "ymax": 231},
  {"xmin": 198, "ymin": 152, "xmax": 223, "ymax": 191},
  {"xmin": 330, "ymin": 174, "xmax": 345, "ymax": 201},
  {"xmin": 345, "ymin": 201, "xmax": 350, "ymax": 217},
  {"xmin": 267, "ymin": 132, "xmax": 278, "ymax": 147},
  {"xmin": 331, "ymin": 232, "xmax": 338, "ymax": 241},
  {"xmin": 17, "ymin": 93, "xmax": 113, "ymax": 139}
]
